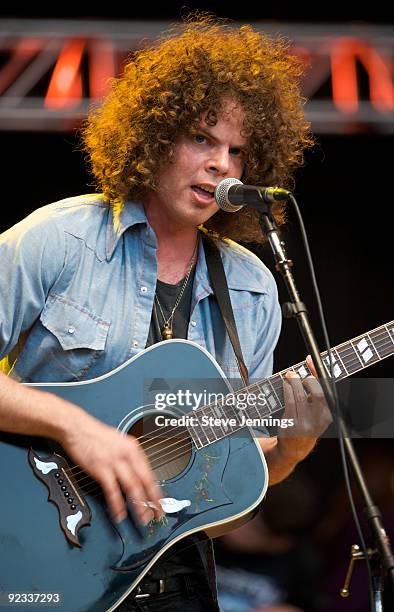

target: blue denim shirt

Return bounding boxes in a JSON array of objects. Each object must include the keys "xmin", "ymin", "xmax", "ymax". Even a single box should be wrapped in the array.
[{"xmin": 0, "ymin": 195, "xmax": 281, "ymax": 384}]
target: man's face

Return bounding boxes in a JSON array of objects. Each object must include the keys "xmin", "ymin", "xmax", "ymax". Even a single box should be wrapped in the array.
[{"xmin": 144, "ymin": 99, "xmax": 248, "ymax": 229}]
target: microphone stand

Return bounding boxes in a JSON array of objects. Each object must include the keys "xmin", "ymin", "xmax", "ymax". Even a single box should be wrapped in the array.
[{"xmin": 255, "ymin": 200, "xmax": 394, "ymax": 611}]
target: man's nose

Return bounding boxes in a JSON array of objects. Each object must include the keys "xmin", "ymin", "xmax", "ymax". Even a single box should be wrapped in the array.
[{"xmin": 206, "ymin": 148, "xmax": 230, "ymax": 176}]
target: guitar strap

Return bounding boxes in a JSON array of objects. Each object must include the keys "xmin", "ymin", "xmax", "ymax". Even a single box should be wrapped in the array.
[
  {"xmin": 193, "ymin": 233, "xmax": 249, "ymax": 602},
  {"xmin": 201, "ymin": 232, "xmax": 249, "ymax": 386}
]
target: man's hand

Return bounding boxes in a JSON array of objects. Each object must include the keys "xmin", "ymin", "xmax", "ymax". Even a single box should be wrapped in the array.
[
  {"xmin": 0, "ymin": 371, "xmax": 164, "ymax": 526},
  {"xmin": 260, "ymin": 356, "xmax": 332, "ymax": 484},
  {"xmin": 60, "ymin": 412, "xmax": 164, "ymax": 525},
  {"xmin": 279, "ymin": 355, "xmax": 332, "ymax": 461}
]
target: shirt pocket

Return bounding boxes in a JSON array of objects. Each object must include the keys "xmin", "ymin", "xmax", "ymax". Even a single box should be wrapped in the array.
[
  {"xmin": 41, "ymin": 295, "xmax": 109, "ymax": 351},
  {"xmin": 16, "ymin": 294, "xmax": 111, "ymax": 382}
]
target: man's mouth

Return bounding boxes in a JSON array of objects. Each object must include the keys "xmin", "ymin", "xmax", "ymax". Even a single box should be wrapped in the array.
[{"xmin": 191, "ymin": 184, "xmax": 215, "ymax": 201}]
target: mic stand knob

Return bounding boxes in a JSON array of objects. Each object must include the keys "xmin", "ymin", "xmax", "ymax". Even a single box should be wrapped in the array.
[
  {"xmin": 341, "ymin": 544, "xmax": 367, "ymax": 597},
  {"xmin": 340, "ymin": 543, "xmax": 386, "ymax": 612}
]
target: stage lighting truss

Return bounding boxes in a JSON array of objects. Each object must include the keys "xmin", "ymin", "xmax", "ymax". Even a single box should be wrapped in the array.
[{"xmin": 0, "ymin": 19, "xmax": 392, "ymax": 133}]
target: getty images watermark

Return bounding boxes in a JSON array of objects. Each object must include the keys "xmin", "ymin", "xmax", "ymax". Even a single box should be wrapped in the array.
[{"xmin": 152, "ymin": 389, "xmax": 294, "ymax": 430}]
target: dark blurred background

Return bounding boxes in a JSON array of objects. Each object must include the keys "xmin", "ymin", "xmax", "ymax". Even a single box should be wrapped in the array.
[{"xmin": 1, "ymin": 5, "xmax": 393, "ymax": 611}]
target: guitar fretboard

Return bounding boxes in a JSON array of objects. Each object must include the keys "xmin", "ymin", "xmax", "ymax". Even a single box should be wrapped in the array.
[{"xmin": 188, "ymin": 321, "xmax": 394, "ymax": 449}]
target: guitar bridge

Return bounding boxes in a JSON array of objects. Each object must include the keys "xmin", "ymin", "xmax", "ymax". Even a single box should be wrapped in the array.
[{"xmin": 28, "ymin": 448, "xmax": 91, "ymax": 547}]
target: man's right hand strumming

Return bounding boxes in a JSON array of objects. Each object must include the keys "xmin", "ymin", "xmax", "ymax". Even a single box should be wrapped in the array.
[
  {"xmin": 60, "ymin": 412, "xmax": 164, "ymax": 525},
  {"xmin": 0, "ymin": 371, "xmax": 164, "ymax": 526}
]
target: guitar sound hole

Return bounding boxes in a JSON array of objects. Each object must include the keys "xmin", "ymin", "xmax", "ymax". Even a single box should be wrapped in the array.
[{"xmin": 128, "ymin": 414, "xmax": 192, "ymax": 481}]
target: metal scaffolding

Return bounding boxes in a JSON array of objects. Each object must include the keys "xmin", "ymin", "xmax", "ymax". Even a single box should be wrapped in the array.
[{"xmin": 0, "ymin": 19, "xmax": 393, "ymax": 133}]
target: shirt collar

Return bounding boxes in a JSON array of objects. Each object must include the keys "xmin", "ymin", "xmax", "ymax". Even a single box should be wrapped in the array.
[
  {"xmin": 105, "ymin": 202, "xmax": 269, "ymax": 295},
  {"xmin": 105, "ymin": 200, "xmax": 149, "ymax": 260},
  {"xmin": 193, "ymin": 230, "xmax": 269, "ymax": 305},
  {"xmin": 193, "ymin": 235, "xmax": 214, "ymax": 298}
]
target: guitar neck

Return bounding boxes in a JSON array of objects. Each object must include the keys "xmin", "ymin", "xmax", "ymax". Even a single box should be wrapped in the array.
[{"xmin": 189, "ymin": 321, "xmax": 394, "ymax": 449}]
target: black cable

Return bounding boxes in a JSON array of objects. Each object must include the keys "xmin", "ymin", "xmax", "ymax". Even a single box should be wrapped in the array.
[{"xmin": 287, "ymin": 193, "xmax": 375, "ymax": 611}]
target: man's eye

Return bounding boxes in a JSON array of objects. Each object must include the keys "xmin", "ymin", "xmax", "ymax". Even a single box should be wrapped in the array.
[
  {"xmin": 230, "ymin": 148, "xmax": 243, "ymax": 157},
  {"xmin": 194, "ymin": 134, "xmax": 206, "ymax": 144}
]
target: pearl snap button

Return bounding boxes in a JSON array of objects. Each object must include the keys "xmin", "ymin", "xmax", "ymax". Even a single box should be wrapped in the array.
[
  {"xmin": 191, "ymin": 320, "xmax": 197, "ymax": 327},
  {"xmin": 68, "ymin": 327, "xmax": 75, "ymax": 334},
  {"xmin": 133, "ymin": 340, "xmax": 139, "ymax": 347},
  {"xmin": 140, "ymin": 286, "xmax": 147, "ymax": 293}
]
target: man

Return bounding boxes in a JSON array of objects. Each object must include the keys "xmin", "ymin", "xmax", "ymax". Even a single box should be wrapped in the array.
[{"xmin": 0, "ymin": 16, "xmax": 331, "ymax": 611}]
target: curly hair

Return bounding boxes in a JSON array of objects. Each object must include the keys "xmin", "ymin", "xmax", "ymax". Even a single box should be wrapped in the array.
[{"xmin": 81, "ymin": 15, "xmax": 314, "ymax": 242}]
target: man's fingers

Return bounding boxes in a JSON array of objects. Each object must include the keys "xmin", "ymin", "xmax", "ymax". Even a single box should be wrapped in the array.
[
  {"xmin": 115, "ymin": 461, "xmax": 151, "ymax": 524},
  {"xmin": 302, "ymin": 376, "xmax": 325, "ymax": 401},
  {"xmin": 284, "ymin": 372, "xmax": 307, "ymax": 406},
  {"xmin": 303, "ymin": 376, "xmax": 333, "ymax": 428},
  {"xmin": 281, "ymin": 365, "xmax": 332, "ymax": 445},
  {"xmin": 306, "ymin": 355, "xmax": 318, "ymax": 377},
  {"xmin": 131, "ymin": 458, "xmax": 164, "ymax": 521},
  {"xmin": 283, "ymin": 376, "xmax": 295, "ymax": 415},
  {"xmin": 126, "ymin": 436, "xmax": 164, "ymax": 517},
  {"xmin": 99, "ymin": 471, "xmax": 127, "ymax": 523},
  {"xmin": 116, "ymin": 448, "xmax": 164, "ymax": 522}
]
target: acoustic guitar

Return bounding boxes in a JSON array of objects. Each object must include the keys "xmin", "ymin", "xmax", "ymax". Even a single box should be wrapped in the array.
[{"xmin": 1, "ymin": 321, "xmax": 393, "ymax": 610}]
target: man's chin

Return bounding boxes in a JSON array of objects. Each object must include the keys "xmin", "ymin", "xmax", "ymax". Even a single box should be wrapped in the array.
[{"xmin": 192, "ymin": 202, "xmax": 220, "ymax": 224}]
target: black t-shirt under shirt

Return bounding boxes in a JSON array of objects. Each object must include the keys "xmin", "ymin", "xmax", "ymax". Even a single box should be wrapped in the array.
[
  {"xmin": 145, "ymin": 267, "xmax": 195, "ymax": 349},
  {"xmin": 144, "ymin": 267, "xmax": 206, "ymax": 579}
]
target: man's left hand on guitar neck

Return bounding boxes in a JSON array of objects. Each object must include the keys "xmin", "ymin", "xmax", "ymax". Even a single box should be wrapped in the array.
[{"xmin": 259, "ymin": 356, "xmax": 332, "ymax": 485}]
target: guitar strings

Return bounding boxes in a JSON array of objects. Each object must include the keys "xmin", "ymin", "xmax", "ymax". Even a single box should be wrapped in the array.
[
  {"xmin": 66, "ymin": 325, "xmax": 394, "ymax": 475},
  {"xmin": 62, "ymin": 376, "xmax": 298, "ymax": 494},
  {"xmin": 64, "ymin": 369, "xmax": 282, "ymax": 485},
  {"xmin": 65, "ymin": 374, "xmax": 264, "ymax": 475},
  {"xmin": 63, "ymin": 394, "xmax": 250, "ymax": 484},
  {"xmin": 61, "ymin": 342, "xmax": 346, "ymax": 486},
  {"xmin": 64, "ymin": 339, "xmax": 391, "ymax": 487},
  {"xmin": 63, "ymin": 330, "xmax": 394, "ymax": 491},
  {"xmin": 75, "ymin": 443, "xmax": 193, "ymax": 500},
  {"xmin": 67, "ymin": 433, "xmax": 197, "ymax": 491},
  {"xmin": 62, "ymin": 344, "xmax": 360, "ymax": 486},
  {"xmin": 77, "ymin": 400, "xmax": 385, "ymax": 499}
]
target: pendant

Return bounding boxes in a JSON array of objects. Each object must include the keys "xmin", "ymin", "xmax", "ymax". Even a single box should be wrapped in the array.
[{"xmin": 161, "ymin": 323, "xmax": 173, "ymax": 340}]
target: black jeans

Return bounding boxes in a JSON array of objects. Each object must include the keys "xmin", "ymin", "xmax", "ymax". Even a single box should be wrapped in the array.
[{"xmin": 116, "ymin": 575, "xmax": 219, "ymax": 611}]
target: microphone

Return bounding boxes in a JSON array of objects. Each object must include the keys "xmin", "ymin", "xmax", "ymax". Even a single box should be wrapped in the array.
[{"xmin": 214, "ymin": 178, "xmax": 291, "ymax": 212}]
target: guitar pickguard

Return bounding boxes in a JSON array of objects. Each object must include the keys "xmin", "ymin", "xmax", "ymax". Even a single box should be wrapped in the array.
[{"xmin": 112, "ymin": 441, "xmax": 231, "ymax": 571}]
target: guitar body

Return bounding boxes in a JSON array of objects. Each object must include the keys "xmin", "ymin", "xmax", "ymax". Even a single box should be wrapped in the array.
[{"xmin": 0, "ymin": 340, "xmax": 267, "ymax": 611}]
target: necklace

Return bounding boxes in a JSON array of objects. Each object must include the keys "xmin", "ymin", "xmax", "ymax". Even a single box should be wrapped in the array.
[{"xmin": 154, "ymin": 240, "xmax": 198, "ymax": 340}]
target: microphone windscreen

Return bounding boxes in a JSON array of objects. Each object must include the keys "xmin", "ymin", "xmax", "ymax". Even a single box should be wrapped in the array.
[{"xmin": 214, "ymin": 178, "xmax": 243, "ymax": 212}]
